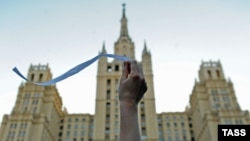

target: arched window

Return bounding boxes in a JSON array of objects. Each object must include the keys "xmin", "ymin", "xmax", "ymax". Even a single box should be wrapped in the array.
[{"xmin": 207, "ymin": 70, "xmax": 212, "ymax": 78}]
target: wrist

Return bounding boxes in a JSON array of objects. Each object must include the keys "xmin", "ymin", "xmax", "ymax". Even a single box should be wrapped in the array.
[{"xmin": 119, "ymin": 100, "xmax": 137, "ymax": 111}]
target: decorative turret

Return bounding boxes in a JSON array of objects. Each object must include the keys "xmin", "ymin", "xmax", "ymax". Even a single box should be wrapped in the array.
[
  {"xmin": 100, "ymin": 41, "xmax": 107, "ymax": 54},
  {"xmin": 98, "ymin": 42, "xmax": 107, "ymax": 73},
  {"xmin": 198, "ymin": 60, "xmax": 225, "ymax": 82},
  {"xmin": 142, "ymin": 41, "xmax": 152, "ymax": 74},
  {"xmin": 27, "ymin": 64, "xmax": 52, "ymax": 83}
]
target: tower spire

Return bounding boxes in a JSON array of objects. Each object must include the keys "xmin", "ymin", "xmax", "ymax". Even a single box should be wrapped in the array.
[
  {"xmin": 122, "ymin": 3, "xmax": 126, "ymax": 18},
  {"xmin": 101, "ymin": 41, "xmax": 106, "ymax": 53},
  {"xmin": 143, "ymin": 40, "xmax": 148, "ymax": 53},
  {"xmin": 120, "ymin": 3, "xmax": 129, "ymax": 38}
]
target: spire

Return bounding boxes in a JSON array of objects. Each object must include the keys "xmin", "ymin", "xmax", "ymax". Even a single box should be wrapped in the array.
[
  {"xmin": 120, "ymin": 3, "xmax": 129, "ymax": 38},
  {"xmin": 143, "ymin": 40, "xmax": 148, "ymax": 54},
  {"xmin": 102, "ymin": 41, "xmax": 106, "ymax": 53},
  {"xmin": 143, "ymin": 40, "xmax": 151, "ymax": 56},
  {"xmin": 122, "ymin": 3, "xmax": 126, "ymax": 18}
]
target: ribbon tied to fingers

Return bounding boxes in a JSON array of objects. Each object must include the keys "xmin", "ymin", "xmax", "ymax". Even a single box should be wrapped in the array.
[{"xmin": 12, "ymin": 53, "xmax": 131, "ymax": 86}]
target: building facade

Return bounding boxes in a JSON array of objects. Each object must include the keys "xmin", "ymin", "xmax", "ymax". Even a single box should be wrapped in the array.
[{"xmin": 1, "ymin": 5, "xmax": 249, "ymax": 141}]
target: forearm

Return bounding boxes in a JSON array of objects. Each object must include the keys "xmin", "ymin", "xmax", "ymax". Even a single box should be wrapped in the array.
[{"xmin": 119, "ymin": 101, "xmax": 141, "ymax": 141}]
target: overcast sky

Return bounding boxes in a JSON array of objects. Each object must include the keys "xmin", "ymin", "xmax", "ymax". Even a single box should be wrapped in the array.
[{"xmin": 1, "ymin": 0, "xmax": 250, "ymax": 123}]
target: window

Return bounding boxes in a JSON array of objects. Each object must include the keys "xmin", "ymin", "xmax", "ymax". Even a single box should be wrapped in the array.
[
  {"xmin": 141, "ymin": 114, "xmax": 145, "ymax": 121},
  {"xmin": 34, "ymin": 93, "xmax": 40, "ymax": 97},
  {"xmin": 82, "ymin": 123, "xmax": 85, "ymax": 129},
  {"xmin": 31, "ymin": 74, "xmax": 34, "ymax": 81},
  {"xmin": 216, "ymin": 70, "xmax": 220, "ymax": 78},
  {"xmin": 82, "ymin": 118, "xmax": 85, "ymax": 122},
  {"xmin": 166, "ymin": 122, "xmax": 170, "ymax": 127},
  {"xmin": 115, "ymin": 114, "xmax": 118, "ymax": 119},
  {"xmin": 174, "ymin": 122, "xmax": 177, "ymax": 127},
  {"xmin": 107, "ymin": 66, "xmax": 112, "ymax": 72},
  {"xmin": 39, "ymin": 73, "xmax": 43, "ymax": 82},
  {"xmin": 223, "ymin": 96, "xmax": 230, "ymax": 102},
  {"xmin": 107, "ymin": 79, "xmax": 111, "ymax": 85},
  {"xmin": 173, "ymin": 116, "xmax": 177, "ymax": 121},
  {"xmin": 74, "ymin": 131, "xmax": 78, "ymax": 136},
  {"xmin": 181, "ymin": 122, "xmax": 185, "ymax": 127},
  {"xmin": 66, "ymin": 131, "xmax": 70, "ymax": 137},
  {"xmin": 25, "ymin": 93, "xmax": 30, "ymax": 98},
  {"xmin": 224, "ymin": 119, "xmax": 232, "ymax": 125},
  {"xmin": 106, "ymin": 92, "xmax": 110, "ymax": 99},
  {"xmin": 189, "ymin": 123, "xmax": 192, "ymax": 128},
  {"xmin": 105, "ymin": 135, "xmax": 110, "ymax": 140},
  {"xmin": 235, "ymin": 119, "xmax": 243, "ymax": 124},
  {"xmin": 106, "ymin": 102, "xmax": 111, "ymax": 108},
  {"xmin": 33, "ymin": 107, "xmax": 37, "ymax": 113},
  {"xmin": 115, "ymin": 65, "xmax": 119, "ymax": 71},
  {"xmin": 19, "ymin": 131, "xmax": 22, "ymax": 137},
  {"xmin": 75, "ymin": 124, "xmax": 78, "ymax": 129},
  {"xmin": 207, "ymin": 70, "xmax": 212, "ymax": 78},
  {"xmin": 58, "ymin": 132, "xmax": 62, "ymax": 137},
  {"xmin": 183, "ymin": 136, "xmax": 187, "ymax": 141},
  {"xmin": 106, "ymin": 90, "xmax": 111, "ymax": 99},
  {"xmin": 106, "ymin": 114, "xmax": 110, "ymax": 120},
  {"xmin": 221, "ymin": 89, "xmax": 228, "ymax": 94},
  {"xmin": 211, "ymin": 90, "xmax": 218, "ymax": 94},
  {"xmin": 213, "ymin": 96, "xmax": 218, "ymax": 102},
  {"xmin": 141, "ymin": 127, "xmax": 146, "ymax": 135}
]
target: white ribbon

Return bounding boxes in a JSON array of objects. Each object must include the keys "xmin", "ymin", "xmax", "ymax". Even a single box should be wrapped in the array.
[{"xmin": 13, "ymin": 53, "xmax": 131, "ymax": 86}]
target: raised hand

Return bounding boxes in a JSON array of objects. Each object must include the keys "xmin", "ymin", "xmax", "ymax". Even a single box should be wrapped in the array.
[{"xmin": 119, "ymin": 61, "xmax": 147, "ymax": 104}]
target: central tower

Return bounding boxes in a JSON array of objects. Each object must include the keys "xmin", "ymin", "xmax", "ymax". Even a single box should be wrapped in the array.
[
  {"xmin": 93, "ymin": 4, "xmax": 158, "ymax": 141},
  {"xmin": 114, "ymin": 4, "xmax": 135, "ymax": 59}
]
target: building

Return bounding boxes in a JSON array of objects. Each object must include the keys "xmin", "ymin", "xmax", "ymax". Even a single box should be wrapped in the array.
[{"xmin": 0, "ymin": 4, "xmax": 249, "ymax": 141}]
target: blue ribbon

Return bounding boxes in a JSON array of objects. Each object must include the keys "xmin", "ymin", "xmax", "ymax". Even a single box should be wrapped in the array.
[{"xmin": 12, "ymin": 53, "xmax": 131, "ymax": 86}]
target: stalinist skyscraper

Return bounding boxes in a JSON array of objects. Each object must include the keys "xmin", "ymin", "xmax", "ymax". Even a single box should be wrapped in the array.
[
  {"xmin": 0, "ymin": 4, "xmax": 249, "ymax": 141},
  {"xmin": 93, "ymin": 4, "xmax": 158, "ymax": 141}
]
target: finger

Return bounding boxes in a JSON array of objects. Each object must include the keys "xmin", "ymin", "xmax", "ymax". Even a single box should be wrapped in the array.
[
  {"xmin": 136, "ymin": 80, "xmax": 147, "ymax": 103},
  {"xmin": 121, "ymin": 61, "xmax": 130, "ymax": 81},
  {"xmin": 130, "ymin": 60, "xmax": 139, "ymax": 74},
  {"xmin": 138, "ymin": 63, "xmax": 145, "ymax": 78}
]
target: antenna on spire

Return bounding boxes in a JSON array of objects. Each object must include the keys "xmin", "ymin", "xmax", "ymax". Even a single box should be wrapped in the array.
[
  {"xmin": 122, "ymin": 3, "xmax": 126, "ymax": 16},
  {"xmin": 122, "ymin": 3, "xmax": 126, "ymax": 11}
]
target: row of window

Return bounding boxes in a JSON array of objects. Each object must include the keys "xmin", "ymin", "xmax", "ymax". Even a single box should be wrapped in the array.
[
  {"xmin": 212, "ymin": 103, "xmax": 232, "ymax": 109},
  {"xmin": 223, "ymin": 119, "xmax": 244, "ymax": 125},
  {"xmin": 22, "ymin": 99, "xmax": 39, "ymax": 105},
  {"xmin": 64, "ymin": 138, "xmax": 85, "ymax": 141},
  {"xmin": 24, "ymin": 93, "xmax": 41, "ymax": 98},
  {"xmin": 107, "ymin": 64, "xmax": 120, "ymax": 72},
  {"xmin": 158, "ymin": 116, "xmax": 187, "ymax": 122},
  {"xmin": 9, "ymin": 123, "xmax": 28, "ymax": 129},
  {"xmin": 211, "ymin": 89, "xmax": 228, "ymax": 95},
  {"xmin": 66, "ymin": 131, "xmax": 85, "ymax": 137},
  {"xmin": 212, "ymin": 95, "xmax": 230, "ymax": 102},
  {"xmin": 67, "ymin": 123, "xmax": 86, "ymax": 129},
  {"xmin": 165, "ymin": 122, "xmax": 186, "ymax": 128},
  {"xmin": 67, "ymin": 118, "xmax": 90, "ymax": 122},
  {"xmin": 7, "ymin": 131, "xmax": 26, "ymax": 138}
]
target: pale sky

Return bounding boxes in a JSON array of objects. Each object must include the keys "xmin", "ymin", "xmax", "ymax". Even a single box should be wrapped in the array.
[{"xmin": 1, "ymin": 0, "xmax": 250, "ymax": 123}]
